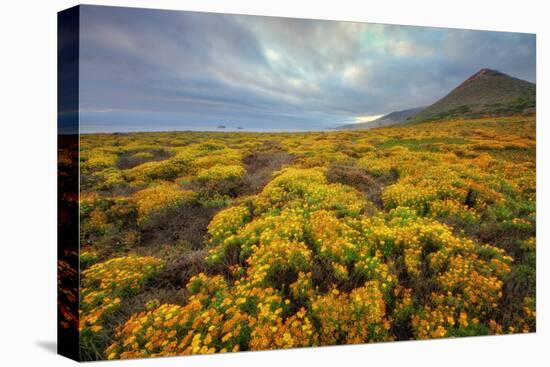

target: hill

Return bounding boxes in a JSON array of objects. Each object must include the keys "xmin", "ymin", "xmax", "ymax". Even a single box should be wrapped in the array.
[
  {"xmin": 408, "ymin": 68, "xmax": 535, "ymax": 123},
  {"xmin": 338, "ymin": 107, "xmax": 425, "ymax": 130}
]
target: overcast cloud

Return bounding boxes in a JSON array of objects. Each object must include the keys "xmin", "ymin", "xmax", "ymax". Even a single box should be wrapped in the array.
[{"xmin": 77, "ymin": 5, "xmax": 536, "ymax": 132}]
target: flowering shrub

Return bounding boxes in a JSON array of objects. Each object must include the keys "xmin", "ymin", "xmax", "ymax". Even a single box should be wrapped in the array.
[
  {"xmin": 245, "ymin": 238, "xmax": 312, "ymax": 286},
  {"xmin": 194, "ymin": 148, "xmax": 242, "ymax": 169},
  {"xmin": 429, "ymin": 199, "xmax": 479, "ymax": 224},
  {"xmin": 92, "ymin": 168, "xmax": 127, "ymax": 190},
  {"xmin": 126, "ymin": 159, "xmax": 189, "ymax": 183},
  {"xmin": 309, "ymin": 209, "xmax": 359, "ymax": 265},
  {"xmin": 105, "ymin": 273, "xmax": 315, "ymax": 358},
  {"xmin": 207, "ymin": 207, "xmax": 307, "ymax": 265},
  {"xmin": 134, "ymin": 183, "xmax": 196, "ymax": 226},
  {"xmin": 312, "ymin": 282, "xmax": 391, "ymax": 344},
  {"xmin": 207, "ymin": 205, "xmax": 251, "ymax": 245},
  {"xmin": 197, "ymin": 164, "xmax": 245, "ymax": 182},
  {"xmin": 80, "ymin": 256, "xmax": 165, "ymax": 337},
  {"xmin": 82, "ymin": 150, "xmax": 119, "ymax": 171},
  {"xmin": 253, "ymin": 167, "xmax": 365, "ymax": 217},
  {"xmin": 125, "ymin": 149, "xmax": 195, "ymax": 183}
]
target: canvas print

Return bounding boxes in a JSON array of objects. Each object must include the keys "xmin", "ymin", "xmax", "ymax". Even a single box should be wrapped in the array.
[{"xmin": 58, "ymin": 5, "xmax": 536, "ymax": 362}]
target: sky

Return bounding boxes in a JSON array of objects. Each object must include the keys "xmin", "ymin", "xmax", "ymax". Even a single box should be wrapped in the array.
[{"xmin": 75, "ymin": 5, "xmax": 536, "ymax": 133}]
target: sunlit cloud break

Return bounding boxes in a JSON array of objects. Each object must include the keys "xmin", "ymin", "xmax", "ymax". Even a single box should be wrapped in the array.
[{"xmin": 354, "ymin": 115, "xmax": 385, "ymax": 124}]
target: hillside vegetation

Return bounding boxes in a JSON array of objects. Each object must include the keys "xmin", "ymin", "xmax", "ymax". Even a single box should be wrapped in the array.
[
  {"xmin": 409, "ymin": 69, "xmax": 535, "ymax": 123},
  {"xmin": 76, "ymin": 115, "xmax": 535, "ymax": 360}
]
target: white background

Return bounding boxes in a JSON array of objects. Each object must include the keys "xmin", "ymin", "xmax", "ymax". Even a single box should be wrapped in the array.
[{"xmin": 0, "ymin": 0, "xmax": 548, "ymax": 365}]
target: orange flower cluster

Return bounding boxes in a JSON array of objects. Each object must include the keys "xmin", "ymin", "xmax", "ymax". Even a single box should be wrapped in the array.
[
  {"xmin": 106, "ymin": 273, "xmax": 316, "ymax": 359},
  {"xmin": 312, "ymin": 282, "xmax": 391, "ymax": 345},
  {"xmin": 80, "ymin": 256, "xmax": 165, "ymax": 336}
]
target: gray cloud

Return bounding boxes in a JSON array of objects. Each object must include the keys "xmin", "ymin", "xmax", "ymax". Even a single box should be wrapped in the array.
[{"xmin": 78, "ymin": 5, "xmax": 536, "ymax": 132}]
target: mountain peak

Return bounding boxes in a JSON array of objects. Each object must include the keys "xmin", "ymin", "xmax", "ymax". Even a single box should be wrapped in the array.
[
  {"xmin": 455, "ymin": 69, "xmax": 505, "ymax": 91},
  {"xmin": 408, "ymin": 69, "xmax": 535, "ymax": 123},
  {"xmin": 474, "ymin": 68, "xmax": 504, "ymax": 77}
]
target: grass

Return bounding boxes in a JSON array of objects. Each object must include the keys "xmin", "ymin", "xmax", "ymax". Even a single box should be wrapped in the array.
[{"xmin": 378, "ymin": 137, "xmax": 471, "ymax": 151}]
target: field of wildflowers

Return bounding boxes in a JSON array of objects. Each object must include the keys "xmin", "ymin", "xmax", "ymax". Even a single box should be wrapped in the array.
[{"xmin": 78, "ymin": 115, "xmax": 535, "ymax": 360}]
